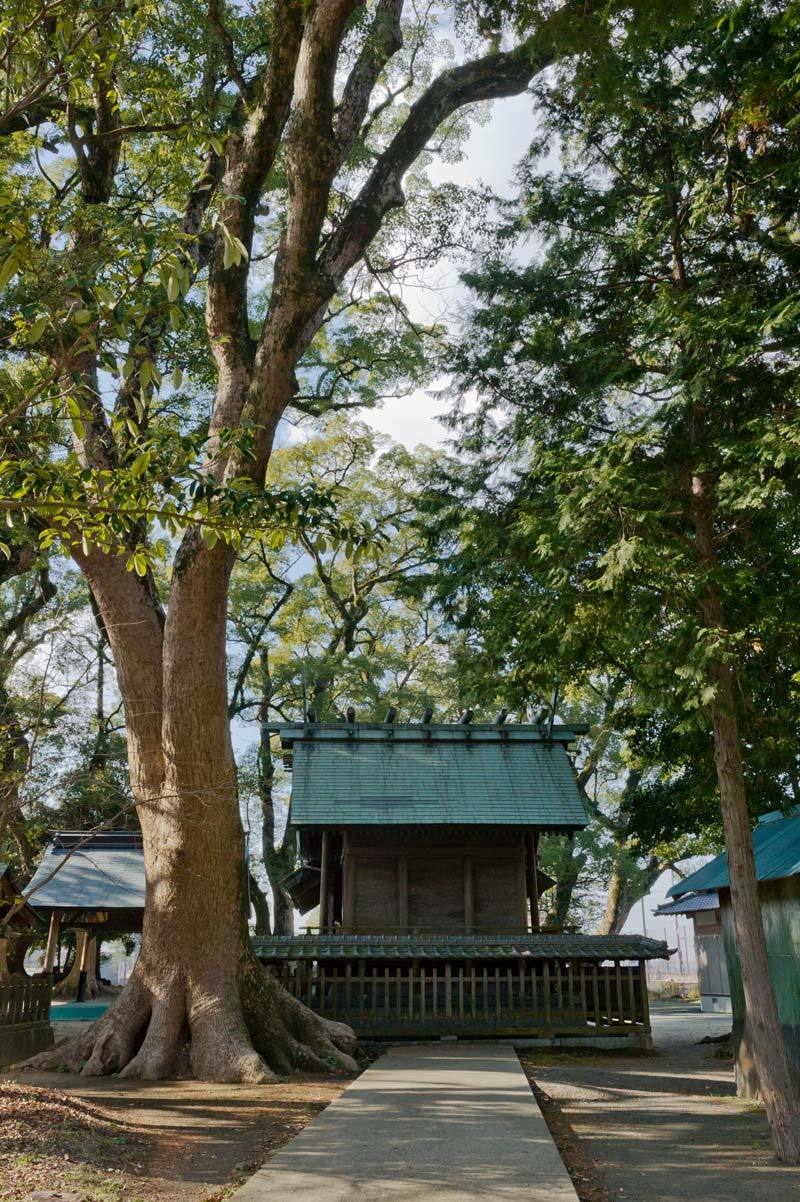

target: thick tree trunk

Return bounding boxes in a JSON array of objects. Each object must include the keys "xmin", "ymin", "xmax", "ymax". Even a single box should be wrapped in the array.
[
  {"xmin": 258, "ymin": 659, "xmax": 296, "ymax": 936},
  {"xmin": 53, "ymin": 931, "xmax": 100, "ymax": 999},
  {"xmin": 6, "ymin": 935, "xmax": 31, "ymax": 977},
  {"xmin": 269, "ymin": 851, "xmax": 296, "ymax": 936},
  {"xmin": 549, "ymin": 844, "xmax": 585, "ymax": 929},
  {"xmin": 249, "ymin": 872, "xmax": 272, "ymax": 936},
  {"xmin": 28, "ymin": 759, "xmax": 357, "ymax": 1079},
  {"xmin": 595, "ymin": 856, "xmax": 662, "ymax": 936},
  {"xmin": 692, "ymin": 470, "xmax": 800, "ymax": 1162},
  {"xmin": 596, "ymin": 859, "xmax": 628, "ymax": 936},
  {"xmin": 27, "ymin": 542, "xmax": 356, "ymax": 1082}
]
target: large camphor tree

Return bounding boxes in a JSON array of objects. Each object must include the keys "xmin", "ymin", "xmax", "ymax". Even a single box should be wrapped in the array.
[{"xmin": 0, "ymin": 0, "xmax": 561, "ymax": 1080}]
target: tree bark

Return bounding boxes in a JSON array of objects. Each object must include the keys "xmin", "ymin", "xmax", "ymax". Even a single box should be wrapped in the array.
[
  {"xmin": 691, "ymin": 468, "xmax": 800, "ymax": 1162},
  {"xmin": 29, "ymin": 542, "xmax": 357, "ymax": 1081},
  {"xmin": 596, "ymin": 856, "xmax": 663, "ymax": 936},
  {"xmin": 6, "ymin": 935, "xmax": 31, "ymax": 977},
  {"xmin": 258, "ymin": 658, "xmax": 296, "ymax": 936},
  {"xmin": 249, "ymin": 871, "xmax": 272, "ymax": 937},
  {"xmin": 549, "ymin": 844, "xmax": 585, "ymax": 929},
  {"xmin": 53, "ymin": 931, "xmax": 101, "ymax": 999}
]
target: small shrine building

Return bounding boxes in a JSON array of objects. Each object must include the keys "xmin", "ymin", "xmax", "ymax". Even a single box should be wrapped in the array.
[{"xmin": 255, "ymin": 718, "xmax": 669, "ymax": 1046}]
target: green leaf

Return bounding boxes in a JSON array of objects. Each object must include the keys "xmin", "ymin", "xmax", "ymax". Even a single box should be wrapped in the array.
[
  {"xmin": 130, "ymin": 450, "xmax": 151, "ymax": 477},
  {"xmin": 0, "ymin": 252, "xmax": 19, "ymax": 290},
  {"xmin": 28, "ymin": 315, "xmax": 48, "ymax": 342}
]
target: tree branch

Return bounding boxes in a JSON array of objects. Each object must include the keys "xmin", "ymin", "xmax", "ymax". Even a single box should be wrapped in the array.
[
  {"xmin": 318, "ymin": 39, "xmax": 550, "ymax": 292},
  {"xmin": 334, "ymin": 0, "xmax": 404, "ymax": 157}
]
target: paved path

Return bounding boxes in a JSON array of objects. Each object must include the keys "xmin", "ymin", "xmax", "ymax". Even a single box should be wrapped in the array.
[
  {"xmin": 231, "ymin": 1042, "xmax": 577, "ymax": 1201},
  {"xmin": 528, "ymin": 1002, "xmax": 800, "ymax": 1202}
]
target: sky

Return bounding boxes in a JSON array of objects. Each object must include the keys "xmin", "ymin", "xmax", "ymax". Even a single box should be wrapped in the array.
[{"xmin": 365, "ymin": 91, "xmax": 538, "ymax": 450}]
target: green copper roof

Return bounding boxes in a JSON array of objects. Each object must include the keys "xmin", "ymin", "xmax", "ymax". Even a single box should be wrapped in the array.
[
  {"xmin": 272, "ymin": 723, "xmax": 588, "ymax": 829},
  {"xmin": 669, "ymin": 807, "xmax": 800, "ymax": 897},
  {"xmin": 252, "ymin": 933, "xmax": 669, "ymax": 961}
]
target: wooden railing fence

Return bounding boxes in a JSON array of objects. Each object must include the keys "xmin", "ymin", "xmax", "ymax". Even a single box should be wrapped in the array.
[
  {"xmin": 0, "ymin": 978, "xmax": 52, "ymax": 1029},
  {"xmin": 270, "ymin": 959, "xmax": 649, "ymax": 1038}
]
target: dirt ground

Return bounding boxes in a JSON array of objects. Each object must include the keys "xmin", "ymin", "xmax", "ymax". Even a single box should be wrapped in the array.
[
  {"xmin": 521, "ymin": 1000, "xmax": 800, "ymax": 1202},
  {"xmin": 0, "ymin": 1069, "xmax": 353, "ymax": 1202}
]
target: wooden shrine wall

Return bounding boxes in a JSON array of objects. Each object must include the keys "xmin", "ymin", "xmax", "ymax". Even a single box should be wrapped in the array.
[{"xmin": 342, "ymin": 829, "xmax": 528, "ymax": 934}]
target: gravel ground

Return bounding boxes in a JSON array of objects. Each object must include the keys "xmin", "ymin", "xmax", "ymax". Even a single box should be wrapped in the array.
[{"xmin": 521, "ymin": 1001, "xmax": 800, "ymax": 1202}]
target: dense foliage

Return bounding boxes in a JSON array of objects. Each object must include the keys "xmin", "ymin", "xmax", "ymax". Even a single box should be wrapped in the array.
[{"xmin": 427, "ymin": 0, "xmax": 800, "ymax": 846}]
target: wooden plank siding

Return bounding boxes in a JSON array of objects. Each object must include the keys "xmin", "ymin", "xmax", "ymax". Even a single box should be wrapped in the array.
[
  {"xmin": 268, "ymin": 959, "xmax": 650, "ymax": 1042},
  {"xmin": 341, "ymin": 832, "xmax": 529, "ymax": 935}
]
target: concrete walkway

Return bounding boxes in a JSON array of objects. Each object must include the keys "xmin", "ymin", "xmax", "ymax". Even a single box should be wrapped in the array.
[
  {"xmin": 527, "ymin": 1002, "xmax": 800, "ymax": 1202},
  {"xmin": 231, "ymin": 1043, "xmax": 578, "ymax": 1201}
]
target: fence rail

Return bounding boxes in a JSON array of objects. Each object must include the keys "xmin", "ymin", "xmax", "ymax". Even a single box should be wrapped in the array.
[
  {"xmin": 0, "ymin": 979, "xmax": 51, "ymax": 1029},
  {"xmin": 270, "ymin": 959, "xmax": 650, "ymax": 1039}
]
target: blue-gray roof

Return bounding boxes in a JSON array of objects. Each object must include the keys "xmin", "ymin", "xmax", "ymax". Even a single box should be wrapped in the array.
[
  {"xmin": 655, "ymin": 892, "xmax": 719, "ymax": 916},
  {"xmin": 273, "ymin": 723, "xmax": 588, "ymax": 829},
  {"xmin": 669, "ymin": 808, "xmax": 800, "ymax": 897},
  {"xmin": 25, "ymin": 832, "xmax": 145, "ymax": 912}
]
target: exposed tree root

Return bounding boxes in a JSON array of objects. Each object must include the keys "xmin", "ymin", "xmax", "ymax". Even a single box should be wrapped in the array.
[{"xmin": 24, "ymin": 955, "xmax": 357, "ymax": 1083}]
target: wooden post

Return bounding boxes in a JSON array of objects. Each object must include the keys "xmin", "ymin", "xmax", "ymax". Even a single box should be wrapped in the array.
[
  {"xmin": 319, "ymin": 831, "xmax": 330, "ymax": 933},
  {"xmin": 626, "ymin": 964, "xmax": 636, "ymax": 1025},
  {"xmin": 342, "ymin": 848, "xmax": 354, "ymax": 932},
  {"xmin": 464, "ymin": 856, "xmax": 473, "ymax": 934},
  {"xmin": 526, "ymin": 832, "xmax": 540, "ymax": 932},
  {"xmin": 398, "ymin": 855, "xmax": 408, "ymax": 933},
  {"xmin": 638, "ymin": 960, "xmax": 651, "ymax": 1030},
  {"xmin": 43, "ymin": 911, "xmax": 61, "ymax": 974},
  {"xmin": 75, "ymin": 928, "xmax": 92, "ymax": 1002},
  {"xmin": 615, "ymin": 961, "xmax": 624, "ymax": 1025}
]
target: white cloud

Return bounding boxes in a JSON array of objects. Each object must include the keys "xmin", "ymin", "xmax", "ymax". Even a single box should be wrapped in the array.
[
  {"xmin": 366, "ymin": 386, "xmax": 451, "ymax": 449},
  {"xmin": 363, "ymin": 93, "xmax": 543, "ymax": 450},
  {"xmin": 427, "ymin": 92, "xmax": 538, "ymax": 194}
]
